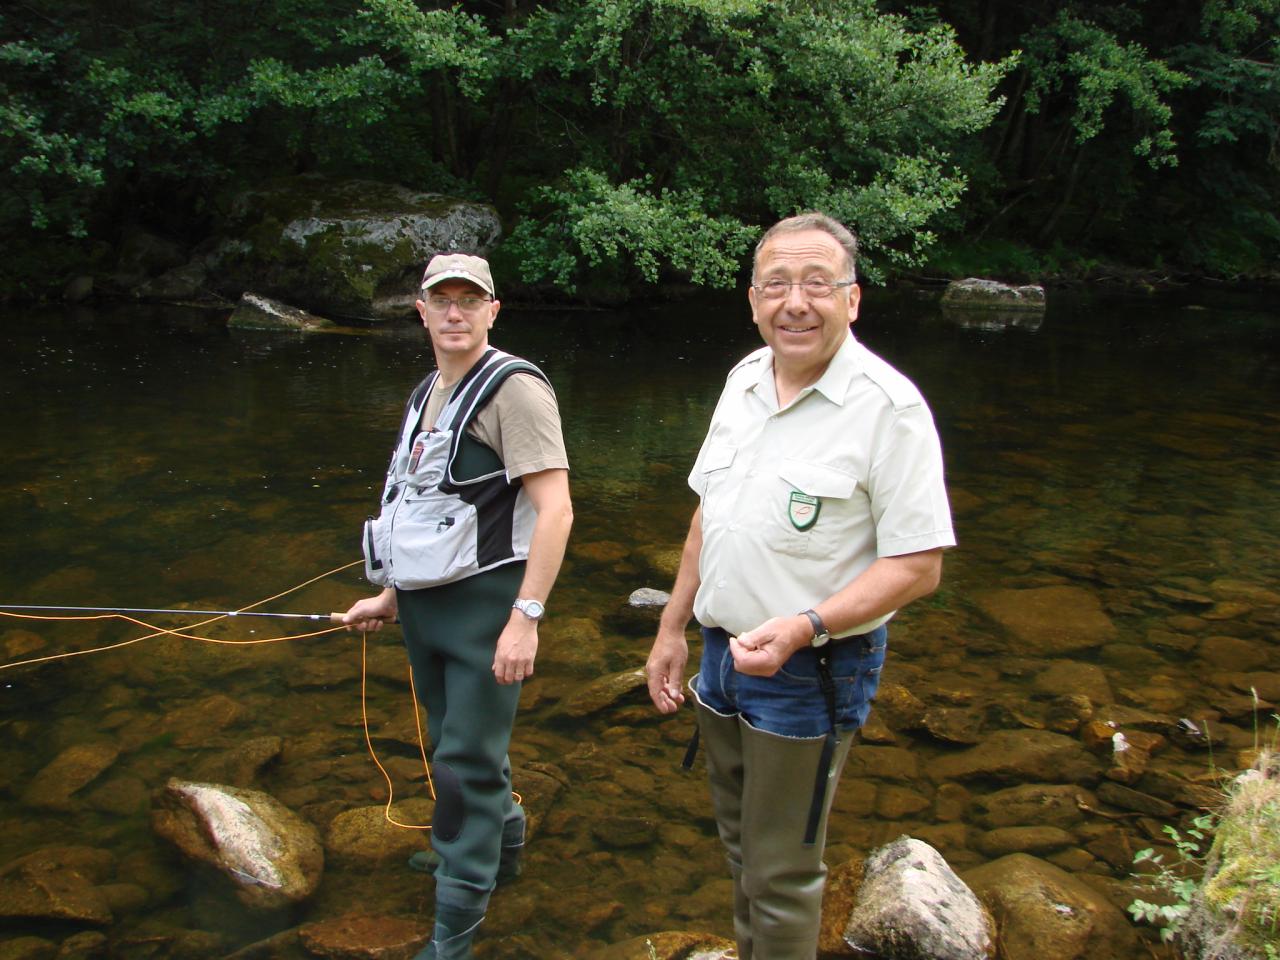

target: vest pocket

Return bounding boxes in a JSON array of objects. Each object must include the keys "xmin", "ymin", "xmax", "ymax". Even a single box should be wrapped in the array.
[
  {"xmin": 388, "ymin": 493, "xmax": 479, "ymax": 589},
  {"xmin": 363, "ymin": 515, "xmax": 392, "ymax": 587}
]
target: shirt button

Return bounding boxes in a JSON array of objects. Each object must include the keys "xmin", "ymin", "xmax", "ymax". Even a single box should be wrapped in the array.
[
  {"xmin": 729, "ymin": 522, "xmax": 738, "ymax": 531},
  {"xmin": 717, "ymin": 580, "xmax": 726, "ymax": 588}
]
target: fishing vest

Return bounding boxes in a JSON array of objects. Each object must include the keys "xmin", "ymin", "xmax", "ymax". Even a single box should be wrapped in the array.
[{"xmin": 362, "ymin": 348, "xmax": 550, "ymax": 590}]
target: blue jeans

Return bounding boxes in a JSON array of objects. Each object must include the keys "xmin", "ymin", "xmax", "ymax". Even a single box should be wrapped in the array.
[{"xmin": 692, "ymin": 624, "xmax": 887, "ymax": 738}]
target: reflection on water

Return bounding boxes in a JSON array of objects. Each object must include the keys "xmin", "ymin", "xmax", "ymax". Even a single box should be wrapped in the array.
[{"xmin": 0, "ymin": 289, "xmax": 1277, "ymax": 957}]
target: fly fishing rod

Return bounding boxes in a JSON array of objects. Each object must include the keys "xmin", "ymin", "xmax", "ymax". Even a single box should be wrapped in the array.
[{"xmin": 0, "ymin": 604, "xmax": 362, "ymax": 622}]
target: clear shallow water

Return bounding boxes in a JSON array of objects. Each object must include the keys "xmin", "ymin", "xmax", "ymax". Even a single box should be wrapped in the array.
[{"xmin": 0, "ymin": 289, "xmax": 1277, "ymax": 957}]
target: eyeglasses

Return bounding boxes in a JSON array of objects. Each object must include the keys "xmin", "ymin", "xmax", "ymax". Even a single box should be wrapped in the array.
[
  {"xmin": 753, "ymin": 278, "xmax": 854, "ymax": 300},
  {"xmin": 424, "ymin": 295, "xmax": 492, "ymax": 314}
]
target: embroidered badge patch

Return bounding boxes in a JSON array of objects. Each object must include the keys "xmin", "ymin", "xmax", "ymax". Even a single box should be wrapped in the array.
[{"xmin": 788, "ymin": 491, "xmax": 820, "ymax": 530}]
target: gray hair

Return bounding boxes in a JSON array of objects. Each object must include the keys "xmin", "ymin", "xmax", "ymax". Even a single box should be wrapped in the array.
[{"xmin": 752, "ymin": 212, "xmax": 858, "ymax": 283}]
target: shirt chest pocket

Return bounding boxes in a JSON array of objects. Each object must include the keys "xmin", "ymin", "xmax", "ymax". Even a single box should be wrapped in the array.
[
  {"xmin": 697, "ymin": 443, "xmax": 738, "ymax": 524},
  {"xmin": 769, "ymin": 458, "xmax": 859, "ymax": 559}
]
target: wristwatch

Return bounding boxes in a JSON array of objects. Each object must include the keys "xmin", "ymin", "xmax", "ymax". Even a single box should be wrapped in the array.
[
  {"xmin": 513, "ymin": 598, "xmax": 546, "ymax": 621},
  {"xmin": 801, "ymin": 609, "xmax": 830, "ymax": 647}
]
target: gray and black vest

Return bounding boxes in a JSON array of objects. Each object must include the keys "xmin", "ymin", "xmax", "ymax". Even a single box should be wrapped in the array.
[{"xmin": 362, "ymin": 348, "xmax": 550, "ymax": 590}]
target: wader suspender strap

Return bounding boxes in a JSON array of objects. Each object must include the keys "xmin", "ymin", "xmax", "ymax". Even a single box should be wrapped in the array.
[
  {"xmin": 680, "ymin": 725, "xmax": 700, "ymax": 770},
  {"xmin": 804, "ymin": 651, "xmax": 840, "ymax": 846}
]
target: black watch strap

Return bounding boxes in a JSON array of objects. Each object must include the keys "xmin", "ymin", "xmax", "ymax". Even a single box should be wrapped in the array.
[{"xmin": 801, "ymin": 608, "xmax": 830, "ymax": 647}]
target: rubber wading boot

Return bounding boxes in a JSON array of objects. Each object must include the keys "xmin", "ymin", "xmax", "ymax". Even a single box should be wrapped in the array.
[
  {"xmin": 407, "ymin": 810, "xmax": 524, "ymax": 883},
  {"xmin": 738, "ymin": 720, "xmax": 856, "ymax": 960},
  {"xmin": 412, "ymin": 905, "xmax": 485, "ymax": 960},
  {"xmin": 694, "ymin": 699, "xmax": 753, "ymax": 960}
]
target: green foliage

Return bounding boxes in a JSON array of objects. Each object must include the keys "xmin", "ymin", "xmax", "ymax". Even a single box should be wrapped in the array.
[
  {"xmin": 1, "ymin": 0, "xmax": 1011, "ymax": 293},
  {"xmin": 1021, "ymin": 11, "xmax": 1188, "ymax": 166},
  {"xmin": 1129, "ymin": 813, "xmax": 1216, "ymax": 942},
  {"xmin": 3, "ymin": 0, "xmax": 1280, "ymax": 295}
]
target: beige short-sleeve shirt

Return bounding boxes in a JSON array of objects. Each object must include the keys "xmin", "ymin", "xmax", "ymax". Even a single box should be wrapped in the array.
[
  {"xmin": 688, "ymin": 333, "xmax": 955, "ymax": 638},
  {"xmin": 421, "ymin": 371, "xmax": 569, "ymax": 480}
]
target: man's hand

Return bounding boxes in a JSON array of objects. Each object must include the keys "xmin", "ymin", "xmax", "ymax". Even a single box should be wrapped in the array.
[
  {"xmin": 730, "ymin": 615, "xmax": 810, "ymax": 677},
  {"xmin": 494, "ymin": 613, "xmax": 538, "ymax": 685},
  {"xmin": 342, "ymin": 589, "xmax": 397, "ymax": 632},
  {"xmin": 646, "ymin": 627, "xmax": 689, "ymax": 714}
]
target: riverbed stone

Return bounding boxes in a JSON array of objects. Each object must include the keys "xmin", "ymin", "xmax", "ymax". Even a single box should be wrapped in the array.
[
  {"xmin": 1198, "ymin": 635, "xmax": 1270, "ymax": 672},
  {"xmin": 297, "ymin": 914, "xmax": 430, "ymax": 960},
  {"xmin": 972, "ymin": 587, "xmax": 1116, "ymax": 655},
  {"xmin": 1094, "ymin": 781, "xmax": 1178, "ymax": 818},
  {"xmin": 631, "ymin": 545, "xmax": 684, "ymax": 582},
  {"xmin": 23, "ymin": 743, "xmax": 120, "ymax": 811},
  {"xmin": 190, "ymin": 736, "xmax": 284, "ymax": 788},
  {"xmin": 843, "ymin": 836, "xmax": 994, "ymax": 960},
  {"xmin": 0, "ymin": 937, "xmax": 57, "ymax": 960},
  {"xmin": 51, "ymin": 932, "xmax": 106, "ymax": 960},
  {"xmin": 963, "ymin": 853, "xmax": 1139, "ymax": 960},
  {"xmin": 627, "ymin": 588, "xmax": 670, "ymax": 609},
  {"xmin": 0, "ymin": 847, "xmax": 115, "ymax": 925},
  {"xmin": 874, "ymin": 683, "xmax": 927, "ymax": 730},
  {"xmin": 589, "ymin": 931, "xmax": 737, "ymax": 960},
  {"xmin": 324, "ymin": 799, "xmax": 434, "ymax": 867},
  {"xmin": 1032, "ymin": 661, "xmax": 1113, "ymax": 705},
  {"xmin": 921, "ymin": 707, "xmax": 984, "ymax": 745},
  {"xmin": 158, "ymin": 694, "xmax": 247, "ymax": 748},
  {"xmin": 977, "ymin": 826, "xmax": 1074, "ymax": 858},
  {"xmin": 560, "ymin": 667, "xmax": 648, "ymax": 718},
  {"xmin": 929, "ymin": 730, "xmax": 1101, "ymax": 785},
  {"xmin": 2, "ymin": 629, "xmax": 46, "ymax": 659},
  {"xmin": 152, "ymin": 779, "xmax": 323, "ymax": 910},
  {"xmin": 971, "ymin": 784, "xmax": 1087, "ymax": 829}
]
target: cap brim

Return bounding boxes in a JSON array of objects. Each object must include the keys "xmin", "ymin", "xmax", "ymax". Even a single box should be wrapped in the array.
[{"xmin": 421, "ymin": 269, "xmax": 494, "ymax": 295}]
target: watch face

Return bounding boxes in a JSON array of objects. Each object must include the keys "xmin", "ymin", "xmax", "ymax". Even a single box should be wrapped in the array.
[{"xmin": 517, "ymin": 599, "xmax": 545, "ymax": 619}]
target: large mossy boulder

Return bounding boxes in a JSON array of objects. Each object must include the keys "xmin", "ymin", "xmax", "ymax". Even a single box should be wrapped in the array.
[{"xmin": 156, "ymin": 176, "xmax": 502, "ymax": 321}]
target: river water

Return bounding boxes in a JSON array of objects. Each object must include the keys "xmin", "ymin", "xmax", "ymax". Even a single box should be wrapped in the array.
[{"xmin": 0, "ymin": 287, "xmax": 1277, "ymax": 958}]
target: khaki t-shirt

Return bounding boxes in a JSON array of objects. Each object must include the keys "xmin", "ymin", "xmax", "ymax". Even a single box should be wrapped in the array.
[{"xmin": 419, "ymin": 372, "xmax": 569, "ymax": 480}]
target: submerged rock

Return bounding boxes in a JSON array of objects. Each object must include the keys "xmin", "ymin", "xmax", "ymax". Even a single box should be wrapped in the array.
[
  {"xmin": 589, "ymin": 931, "xmax": 736, "ymax": 960},
  {"xmin": 843, "ymin": 837, "xmax": 994, "ymax": 960},
  {"xmin": 560, "ymin": 667, "xmax": 649, "ymax": 718},
  {"xmin": 324, "ymin": 800, "xmax": 434, "ymax": 867},
  {"xmin": 972, "ymin": 586, "xmax": 1117, "ymax": 655},
  {"xmin": 0, "ymin": 846, "xmax": 115, "ymax": 925},
  {"xmin": 963, "ymin": 853, "xmax": 1139, "ymax": 960},
  {"xmin": 929, "ymin": 730, "xmax": 1101, "ymax": 786},
  {"xmin": 297, "ymin": 914, "xmax": 430, "ymax": 960},
  {"xmin": 151, "ymin": 779, "xmax": 323, "ymax": 910},
  {"xmin": 23, "ymin": 743, "xmax": 120, "ymax": 811}
]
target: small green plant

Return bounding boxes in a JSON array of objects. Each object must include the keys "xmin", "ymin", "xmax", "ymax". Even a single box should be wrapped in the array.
[{"xmin": 1128, "ymin": 812, "xmax": 1216, "ymax": 941}]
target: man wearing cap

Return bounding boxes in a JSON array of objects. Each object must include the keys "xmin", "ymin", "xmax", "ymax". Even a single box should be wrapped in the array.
[
  {"xmin": 343, "ymin": 253, "xmax": 572, "ymax": 959},
  {"xmin": 645, "ymin": 213, "xmax": 954, "ymax": 959}
]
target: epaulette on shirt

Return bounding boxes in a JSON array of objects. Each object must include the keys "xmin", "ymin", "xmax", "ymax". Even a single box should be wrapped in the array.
[
  {"xmin": 727, "ymin": 346, "xmax": 771, "ymax": 380},
  {"xmin": 854, "ymin": 343, "xmax": 925, "ymax": 413}
]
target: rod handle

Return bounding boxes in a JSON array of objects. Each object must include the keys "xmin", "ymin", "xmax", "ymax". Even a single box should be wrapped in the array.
[{"xmin": 329, "ymin": 613, "xmax": 399, "ymax": 625}]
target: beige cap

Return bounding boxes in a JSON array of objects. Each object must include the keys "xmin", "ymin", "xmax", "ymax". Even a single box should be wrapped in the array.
[{"xmin": 420, "ymin": 253, "xmax": 495, "ymax": 296}]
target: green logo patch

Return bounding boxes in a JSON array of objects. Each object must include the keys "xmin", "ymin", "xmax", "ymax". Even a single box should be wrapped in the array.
[{"xmin": 788, "ymin": 491, "xmax": 820, "ymax": 530}]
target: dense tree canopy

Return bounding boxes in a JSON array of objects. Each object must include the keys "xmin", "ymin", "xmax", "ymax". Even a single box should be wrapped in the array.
[{"xmin": 1, "ymin": 0, "xmax": 1277, "ymax": 297}]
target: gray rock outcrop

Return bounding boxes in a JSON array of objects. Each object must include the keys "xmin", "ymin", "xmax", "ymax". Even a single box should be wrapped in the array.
[
  {"xmin": 227, "ymin": 293, "xmax": 335, "ymax": 332},
  {"xmin": 188, "ymin": 176, "xmax": 502, "ymax": 320}
]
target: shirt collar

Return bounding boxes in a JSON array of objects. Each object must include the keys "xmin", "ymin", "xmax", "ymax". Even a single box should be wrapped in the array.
[{"xmin": 748, "ymin": 329, "xmax": 860, "ymax": 409}]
